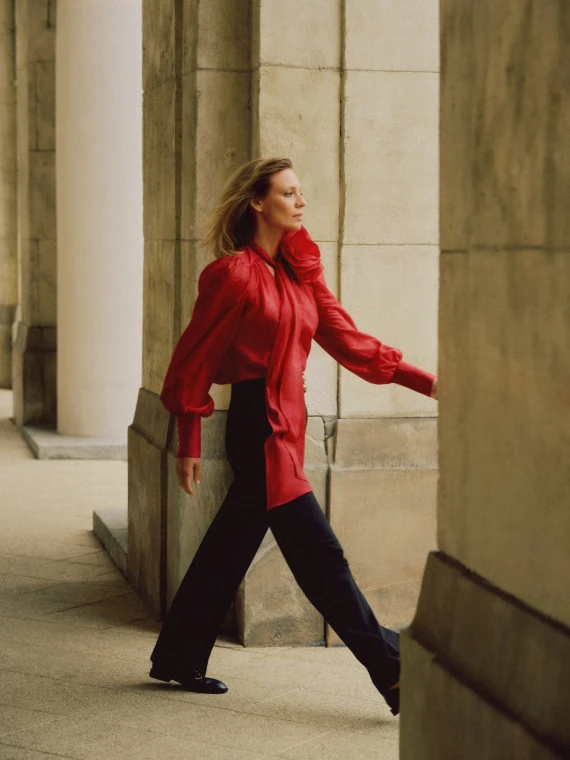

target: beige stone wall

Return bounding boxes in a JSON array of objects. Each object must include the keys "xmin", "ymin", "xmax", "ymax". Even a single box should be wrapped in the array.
[
  {"xmin": 0, "ymin": 0, "xmax": 17, "ymax": 387},
  {"xmin": 11, "ymin": 0, "xmax": 56, "ymax": 425},
  {"xmin": 402, "ymin": 2, "xmax": 570, "ymax": 757},
  {"xmin": 329, "ymin": 0, "xmax": 439, "ymax": 638},
  {"xmin": 134, "ymin": 1, "xmax": 440, "ymax": 641}
]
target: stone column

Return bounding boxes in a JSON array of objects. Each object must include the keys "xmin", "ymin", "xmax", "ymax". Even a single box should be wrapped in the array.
[
  {"xmin": 328, "ymin": 1, "xmax": 439, "ymax": 639},
  {"xmin": 401, "ymin": 2, "xmax": 570, "ymax": 758},
  {"xmin": 0, "ymin": 0, "xmax": 17, "ymax": 388},
  {"xmin": 55, "ymin": 0, "xmax": 143, "ymax": 438},
  {"xmin": 12, "ymin": 0, "xmax": 56, "ymax": 426},
  {"xmin": 129, "ymin": 0, "xmax": 251, "ymax": 616}
]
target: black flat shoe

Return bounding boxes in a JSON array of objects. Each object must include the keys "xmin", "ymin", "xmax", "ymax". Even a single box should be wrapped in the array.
[
  {"xmin": 149, "ymin": 665, "xmax": 228, "ymax": 694},
  {"xmin": 382, "ymin": 687, "xmax": 400, "ymax": 716}
]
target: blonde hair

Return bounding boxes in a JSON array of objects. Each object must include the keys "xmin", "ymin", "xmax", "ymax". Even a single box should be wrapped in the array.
[{"xmin": 202, "ymin": 158, "xmax": 293, "ymax": 258}]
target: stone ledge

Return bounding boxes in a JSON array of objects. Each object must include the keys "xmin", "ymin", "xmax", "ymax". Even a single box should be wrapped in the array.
[
  {"xmin": 401, "ymin": 630, "xmax": 566, "ymax": 760},
  {"xmin": 21, "ymin": 425, "xmax": 127, "ymax": 460},
  {"xmin": 93, "ymin": 508, "xmax": 128, "ymax": 577},
  {"xmin": 408, "ymin": 551, "xmax": 570, "ymax": 755}
]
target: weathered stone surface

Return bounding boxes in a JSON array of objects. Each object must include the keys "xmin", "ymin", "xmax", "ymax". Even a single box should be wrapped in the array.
[
  {"xmin": 328, "ymin": 466, "xmax": 437, "ymax": 640},
  {"xmin": 305, "ymin": 348, "xmax": 336, "ymax": 415},
  {"xmin": 28, "ymin": 150, "xmax": 55, "ymax": 240},
  {"xmin": 334, "ymin": 417, "xmax": 437, "ymax": 469},
  {"xmin": 0, "ymin": 325, "xmax": 11, "ymax": 387},
  {"xmin": 131, "ymin": 386, "xmax": 172, "ymax": 451},
  {"xmin": 0, "ymin": 5, "xmax": 17, "ymax": 391},
  {"xmin": 257, "ymin": 66, "xmax": 340, "ymax": 242},
  {"xmin": 183, "ymin": 70, "xmax": 251, "ymax": 241},
  {"xmin": 11, "ymin": 323, "xmax": 56, "ymax": 427},
  {"xmin": 142, "ymin": 80, "xmax": 177, "ymax": 242},
  {"xmin": 25, "ymin": 239, "xmax": 56, "ymax": 326},
  {"xmin": 258, "ymin": 0, "xmax": 341, "ymax": 69},
  {"xmin": 93, "ymin": 508, "xmax": 128, "ymax": 577},
  {"xmin": 0, "ymin": 0, "xmax": 14, "ymax": 30},
  {"xmin": 25, "ymin": 0, "xmax": 56, "ymax": 63},
  {"xmin": 193, "ymin": 0, "xmax": 251, "ymax": 72},
  {"xmin": 339, "ymin": 244, "xmax": 438, "ymax": 417},
  {"xmin": 439, "ymin": 249, "xmax": 570, "ymax": 627},
  {"xmin": 142, "ymin": 0, "xmax": 176, "ymax": 91},
  {"xmin": 441, "ymin": 0, "xmax": 570, "ymax": 253},
  {"xmin": 237, "ymin": 530, "xmax": 325, "ymax": 647},
  {"xmin": 165, "ymin": 410, "xmax": 233, "ymax": 605},
  {"xmin": 21, "ymin": 426, "xmax": 126, "ymax": 460},
  {"xmin": 345, "ymin": 0, "xmax": 438, "ymax": 72},
  {"xmin": 128, "ymin": 391, "xmax": 172, "ymax": 616},
  {"xmin": 142, "ymin": 240, "xmax": 176, "ymax": 395},
  {"xmin": 401, "ymin": 630, "xmax": 566, "ymax": 760},
  {"xmin": 409, "ymin": 0, "xmax": 570, "ymax": 755},
  {"xmin": 35, "ymin": 61, "xmax": 55, "ymax": 151},
  {"xmin": 343, "ymin": 71, "xmax": 438, "ymax": 245},
  {"xmin": 128, "ymin": 423, "xmax": 167, "ymax": 617},
  {"xmin": 403, "ymin": 553, "xmax": 570, "ymax": 758}
]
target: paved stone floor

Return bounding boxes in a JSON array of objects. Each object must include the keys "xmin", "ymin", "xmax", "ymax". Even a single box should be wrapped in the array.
[{"xmin": 0, "ymin": 390, "xmax": 399, "ymax": 760}]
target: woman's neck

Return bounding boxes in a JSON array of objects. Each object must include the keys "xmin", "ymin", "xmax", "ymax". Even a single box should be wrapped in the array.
[{"xmin": 252, "ymin": 227, "xmax": 283, "ymax": 260}]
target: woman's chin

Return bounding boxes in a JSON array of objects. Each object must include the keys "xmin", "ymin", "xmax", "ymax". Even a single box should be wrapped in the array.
[{"xmin": 272, "ymin": 219, "xmax": 303, "ymax": 235}]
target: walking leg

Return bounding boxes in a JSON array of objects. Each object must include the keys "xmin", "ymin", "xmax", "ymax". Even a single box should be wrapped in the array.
[
  {"xmin": 150, "ymin": 480, "xmax": 268, "ymax": 678},
  {"xmin": 268, "ymin": 492, "xmax": 400, "ymax": 704}
]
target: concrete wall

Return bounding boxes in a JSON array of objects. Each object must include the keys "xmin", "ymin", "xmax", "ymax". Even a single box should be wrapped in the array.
[
  {"xmin": 0, "ymin": 0, "xmax": 17, "ymax": 388},
  {"xmin": 132, "ymin": 0, "xmax": 439, "ymax": 643},
  {"xmin": 402, "ymin": 2, "xmax": 570, "ymax": 757},
  {"xmin": 11, "ymin": 0, "xmax": 56, "ymax": 426}
]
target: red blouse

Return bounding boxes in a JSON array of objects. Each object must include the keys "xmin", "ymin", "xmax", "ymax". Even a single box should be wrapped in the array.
[{"xmin": 160, "ymin": 228, "xmax": 435, "ymax": 510}]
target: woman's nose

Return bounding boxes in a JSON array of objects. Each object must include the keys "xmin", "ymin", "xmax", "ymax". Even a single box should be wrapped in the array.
[{"xmin": 297, "ymin": 195, "xmax": 307, "ymax": 207}]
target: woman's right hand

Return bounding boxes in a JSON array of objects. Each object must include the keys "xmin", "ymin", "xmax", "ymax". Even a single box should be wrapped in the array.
[{"xmin": 176, "ymin": 457, "xmax": 201, "ymax": 495}]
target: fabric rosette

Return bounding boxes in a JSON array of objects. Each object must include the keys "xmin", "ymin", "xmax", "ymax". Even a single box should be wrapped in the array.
[{"xmin": 280, "ymin": 227, "xmax": 324, "ymax": 284}]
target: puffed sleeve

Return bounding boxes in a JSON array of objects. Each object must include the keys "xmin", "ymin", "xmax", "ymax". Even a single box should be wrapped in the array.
[
  {"xmin": 160, "ymin": 255, "xmax": 250, "ymax": 457},
  {"xmin": 312, "ymin": 272, "xmax": 434, "ymax": 395}
]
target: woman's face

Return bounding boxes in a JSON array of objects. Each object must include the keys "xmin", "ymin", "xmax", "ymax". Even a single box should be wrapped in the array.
[{"xmin": 252, "ymin": 169, "xmax": 307, "ymax": 232}]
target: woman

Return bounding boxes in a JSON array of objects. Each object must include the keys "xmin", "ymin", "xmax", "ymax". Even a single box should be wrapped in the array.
[{"xmin": 149, "ymin": 158, "xmax": 437, "ymax": 717}]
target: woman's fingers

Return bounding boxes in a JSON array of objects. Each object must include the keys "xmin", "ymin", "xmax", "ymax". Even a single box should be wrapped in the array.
[
  {"xmin": 176, "ymin": 458, "xmax": 200, "ymax": 495},
  {"xmin": 175, "ymin": 457, "xmax": 202, "ymax": 495},
  {"xmin": 430, "ymin": 377, "xmax": 438, "ymax": 400}
]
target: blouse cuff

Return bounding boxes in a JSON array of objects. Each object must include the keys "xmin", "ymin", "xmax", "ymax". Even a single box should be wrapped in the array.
[
  {"xmin": 392, "ymin": 361, "xmax": 435, "ymax": 397},
  {"xmin": 176, "ymin": 414, "xmax": 201, "ymax": 458}
]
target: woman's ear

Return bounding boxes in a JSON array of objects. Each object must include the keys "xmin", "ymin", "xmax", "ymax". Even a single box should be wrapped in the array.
[{"xmin": 250, "ymin": 196, "xmax": 263, "ymax": 213}]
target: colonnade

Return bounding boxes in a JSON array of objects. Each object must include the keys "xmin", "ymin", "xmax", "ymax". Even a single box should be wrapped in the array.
[{"xmin": 2, "ymin": 0, "xmax": 143, "ymax": 444}]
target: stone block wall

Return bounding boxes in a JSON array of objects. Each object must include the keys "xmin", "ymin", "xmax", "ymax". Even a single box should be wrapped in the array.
[
  {"xmin": 402, "ymin": 2, "xmax": 570, "ymax": 757},
  {"xmin": 0, "ymin": 0, "xmax": 17, "ymax": 388},
  {"xmin": 11, "ymin": 0, "xmax": 56, "ymax": 426},
  {"xmin": 132, "ymin": 0, "xmax": 439, "ymax": 644}
]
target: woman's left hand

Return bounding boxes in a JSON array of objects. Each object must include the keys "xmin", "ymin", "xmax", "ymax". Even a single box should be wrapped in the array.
[{"xmin": 430, "ymin": 377, "xmax": 438, "ymax": 400}]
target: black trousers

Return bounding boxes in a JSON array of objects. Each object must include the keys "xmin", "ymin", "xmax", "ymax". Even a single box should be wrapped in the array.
[{"xmin": 150, "ymin": 378, "xmax": 400, "ymax": 693}]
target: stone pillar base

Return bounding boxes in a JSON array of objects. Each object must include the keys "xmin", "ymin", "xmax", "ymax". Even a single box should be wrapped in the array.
[
  {"xmin": 401, "ymin": 553, "xmax": 570, "ymax": 759},
  {"xmin": 12, "ymin": 322, "xmax": 56, "ymax": 427},
  {"xmin": 0, "ymin": 306, "xmax": 15, "ymax": 388},
  {"xmin": 21, "ymin": 426, "xmax": 126, "ymax": 459},
  {"xmin": 327, "ymin": 417, "xmax": 437, "ymax": 643}
]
